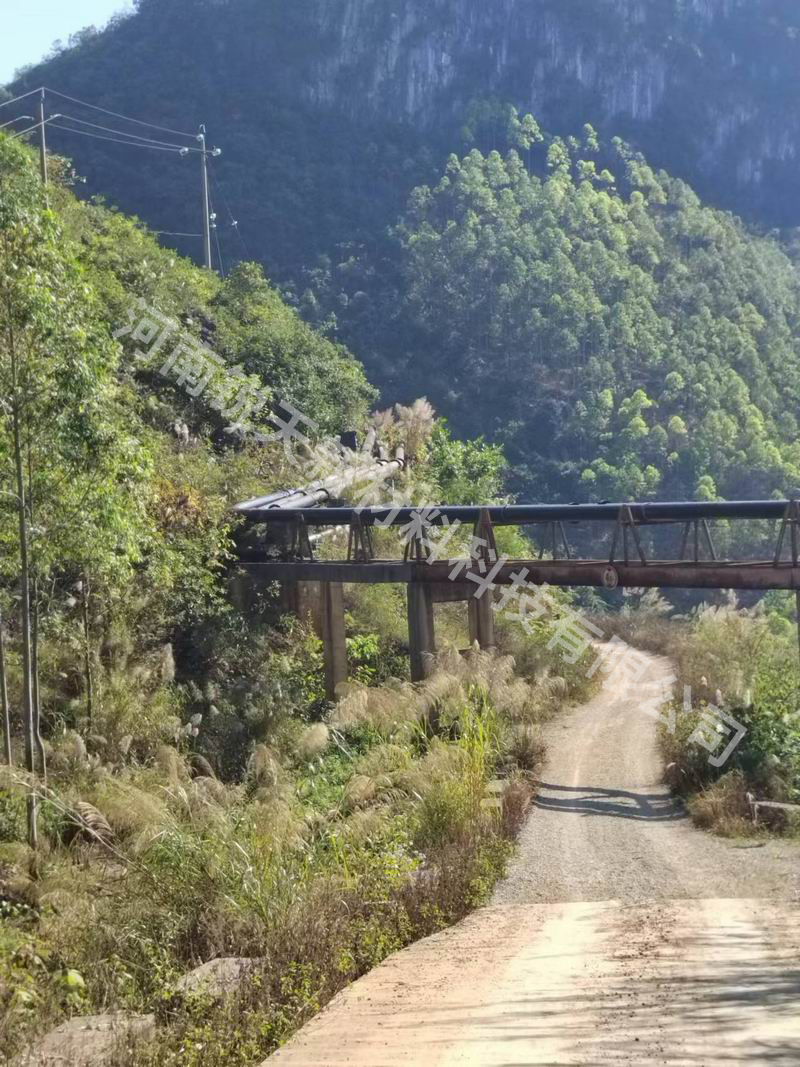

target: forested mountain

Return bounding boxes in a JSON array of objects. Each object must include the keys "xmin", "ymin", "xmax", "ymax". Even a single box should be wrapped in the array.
[
  {"xmin": 6, "ymin": 0, "xmax": 800, "ymax": 503},
  {"xmin": 8, "ymin": 0, "xmax": 800, "ymax": 275},
  {"xmin": 380, "ymin": 135, "xmax": 800, "ymax": 501},
  {"xmin": 4, "ymin": 10, "xmax": 800, "ymax": 1061}
]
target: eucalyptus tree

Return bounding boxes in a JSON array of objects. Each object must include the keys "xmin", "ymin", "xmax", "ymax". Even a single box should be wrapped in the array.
[{"xmin": 0, "ymin": 135, "xmax": 151, "ymax": 845}]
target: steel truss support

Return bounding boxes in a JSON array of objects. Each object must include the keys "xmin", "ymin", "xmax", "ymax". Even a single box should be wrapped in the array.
[
  {"xmin": 773, "ymin": 499, "xmax": 800, "ymax": 567},
  {"xmin": 678, "ymin": 519, "xmax": 718, "ymax": 562},
  {"xmin": 347, "ymin": 514, "xmax": 374, "ymax": 562},
  {"xmin": 609, "ymin": 505, "xmax": 648, "ymax": 565},
  {"xmin": 289, "ymin": 517, "xmax": 314, "ymax": 560},
  {"xmin": 474, "ymin": 508, "xmax": 499, "ymax": 563},
  {"xmin": 774, "ymin": 499, "xmax": 800, "ymax": 664},
  {"xmin": 537, "ymin": 521, "xmax": 572, "ymax": 561}
]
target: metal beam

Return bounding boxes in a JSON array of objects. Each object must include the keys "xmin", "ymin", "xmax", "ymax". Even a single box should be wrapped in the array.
[
  {"xmin": 242, "ymin": 559, "xmax": 800, "ymax": 591},
  {"xmin": 237, "ymin": 500, "xmax": 793, "ymax": 527}
]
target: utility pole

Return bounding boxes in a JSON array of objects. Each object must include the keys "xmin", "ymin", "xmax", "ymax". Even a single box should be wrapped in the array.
[
  {"xmin": 37, "ymin": 88, "xmax": 48, "ymax": 186},
  {"xmin": 197, "ymin": 125, "xmax": 221, "ymax": 271},
  {"xmin": 198, "ymin": 125, "xmax": 212, "ymax": 270}
]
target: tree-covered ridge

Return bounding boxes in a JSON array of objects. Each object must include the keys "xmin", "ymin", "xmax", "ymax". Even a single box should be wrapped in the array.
[
  {"xmin": 0, "ymin": 131, "xmax": 378, "ymax": 786},
  {"xmin": 391, "ymin": 132, "xmax": 800, "ymax": 502},
  {"xmin": 8, "ymin": 0, "xmax": 800, "ymax": 298},
  {"xmin": 0, "ymin": 131, "xmax": 596, "ymax": 1067}
]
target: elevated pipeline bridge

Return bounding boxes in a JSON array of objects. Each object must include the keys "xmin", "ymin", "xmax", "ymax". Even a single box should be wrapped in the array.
[{"xmin": 234, "ymin": 496, "xmax": 800, "ymax": 694}]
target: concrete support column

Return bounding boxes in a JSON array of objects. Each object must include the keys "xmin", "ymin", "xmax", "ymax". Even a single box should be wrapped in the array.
[
  {"xmin": 282, "ymin": 581, "xmax": 324, "ymax": 634},
  {"xmin": 468, "ymin": 592, "xmax": 495, "ymax": 650},
  {"xmin": 321, "ymin": 581, "xmax": 347, "ymax": 700},
  {"xmin": 407, "ymin": 582, "xmax": 435, "ymax": 682}
]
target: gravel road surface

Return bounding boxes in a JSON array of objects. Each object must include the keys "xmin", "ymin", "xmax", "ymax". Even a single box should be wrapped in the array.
[{"xmin": 265, "ymin": 650, "xmax": 800, "ymax": 1066}]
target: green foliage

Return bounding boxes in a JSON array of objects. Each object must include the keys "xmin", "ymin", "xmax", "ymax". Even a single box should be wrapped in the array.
[
  {"xmin": 186, "ymin": 615, "xmax": 327, "ymax": 779},
  {"xmin": 0, "ymin": 133, "xmax": 379, "ymax": 775},
  {"xmin": 210, "ymin": 263, "xmax": 375, "ymax": 435},
  {"xmin": 0, "ymin": 789, "xmax": 24, "ymax": 843},
  {"xmin": 608, "ymin": 599, "xmax": 800, "ymax": 823},
  {"xmin": 0, "ymin": 135, "xmax": 152, "ymax": 592},
  {"xmin": 426, "ymin": 422, "xmax": 507, "ymax": 504},
  {"xmin": 391, "ymin": 138, "xmax": 800, "ymax": 502},
  {"xmin": 345, "ymin": 632, "xmax": 406, "ymax": 686}
]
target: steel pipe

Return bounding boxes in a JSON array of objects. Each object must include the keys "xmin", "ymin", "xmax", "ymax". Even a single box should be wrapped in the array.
[
  {"xmin": 237, "ymin": 500, "xmax": 793, "ymax": 526},
  {"xmin": 235, "ymin": 449, "xmax": 406, "ymax": 515},
  {"xmin": 240, "ymin": 558, "xmax": 800, "ymax": 591}
]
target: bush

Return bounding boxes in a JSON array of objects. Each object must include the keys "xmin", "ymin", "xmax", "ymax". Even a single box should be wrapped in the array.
[
  {"xmin": 3, "ymin": 647, "xmax": 548, "ymax": 1065},
  {"xmin": 688, "ymin": 771, "xmax": 756, "ymax": 836},
  {"xmin": 0, "ymin": 789, "xmax": 24, "ymax": 844}
]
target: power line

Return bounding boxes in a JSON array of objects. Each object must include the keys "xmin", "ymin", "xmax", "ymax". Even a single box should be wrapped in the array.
[
  {"xmin": 9, "ymin": 86, "xmax": 226, "ymax": 275},
  {"xmin": 0, "ymin": 114, "xmax": 34, "ymax": 130},
  {"xmin": 210, "ymin": 162, "xmax": 250, "ymax": 258},
  {"xmin": 47, "ymin": 122, "xmax": 189, "ymax": 154},
  {"xmin": 0, "ymin": 86, "xmax": 44, "ymax": 111},
  {"xmin": 9, "ymin": 115, "xmax": 61, "ymax": 141},
  {"xmin": 153, "ymin": 230, "xmax": 204, "ymax": 238},
  {"xmin": 9, "ymin": 123, "xmax": 42, "ymax": 140},
  {"xmin": 45, "ymin": 87, "xmax": 196, "ymax": 140},
  {"xmin": 57, "ymin": 112, "xmax": 200, "ymax": 153}
]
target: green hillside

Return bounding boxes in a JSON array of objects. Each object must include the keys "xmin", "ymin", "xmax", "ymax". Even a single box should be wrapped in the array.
[{"xmin": 5, "ymin": 0, "xmax": 800, "ymax": 505}]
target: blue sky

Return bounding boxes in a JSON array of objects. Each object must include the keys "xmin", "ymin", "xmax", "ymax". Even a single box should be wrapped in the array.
[{"xmin": 1, "ymin": 1, "xmax": 132, "ymax": 84}]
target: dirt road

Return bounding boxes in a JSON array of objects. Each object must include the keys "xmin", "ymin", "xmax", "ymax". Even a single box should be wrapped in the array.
[{"xmin": 266, "ymin": 651, "xmax": 800, "ymax": 1066}]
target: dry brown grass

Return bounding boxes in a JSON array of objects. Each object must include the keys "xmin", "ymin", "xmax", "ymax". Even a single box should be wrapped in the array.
[{"xmin": 687, "ymin": 771, "xmax": 759, "ymax": 836}]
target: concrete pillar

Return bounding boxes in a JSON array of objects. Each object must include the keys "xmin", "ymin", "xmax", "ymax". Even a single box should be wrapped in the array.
[
  {"xmin": 468, "ymin": 592, "xmax": 495, "ymax": 650},
  {"xmin": 282, "ymin": 581, "xmax": 323, "ymax": 634},
  {"xmin": 407, "ymin": 583, "xmax": 435, "ymax": 682},
  {"xmin": 321, "ymin": 581, "xmax": 347, "ymax": 700}
]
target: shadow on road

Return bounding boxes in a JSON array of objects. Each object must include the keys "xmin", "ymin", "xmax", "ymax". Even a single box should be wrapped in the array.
[{"xmin": 534, "ymin": 781, "xmax": 686, "ymax": 821}]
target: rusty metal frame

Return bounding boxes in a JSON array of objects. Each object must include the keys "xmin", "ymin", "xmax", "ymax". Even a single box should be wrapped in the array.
[
  {"xmin": 289, "ymin": 517, "xmax": 314, "ymax": 561},
  {"xmin": 609, "ymin": 505, "xmax": 648, "ymax": 566},
  {"xmin": 678, "ymin": 519, "xmax": 718, "ymax": 562},
  {"xmin": 474, "ymin": 508, "xmax": 499, "ymax": 563},
  {"xmin": 773, "ymin": 499, "xmax": 800, "ymax": 567},
  {"xmin": 347, "ymin": 514, "xmax": 375, "ymax": 562},
  {"xmin": 536, "ymin": 521, "xmax": 572, "ymax": 561}
]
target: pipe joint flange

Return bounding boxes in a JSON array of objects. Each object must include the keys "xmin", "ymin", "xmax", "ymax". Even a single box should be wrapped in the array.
[{"xmin": 602, "ymin": 566, "xmax": 620, "ymax": 590}]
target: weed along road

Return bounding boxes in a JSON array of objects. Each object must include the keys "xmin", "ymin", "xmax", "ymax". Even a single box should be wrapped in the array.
[{"xmin": 265, "ymin": 650, "xmax": 800, "ymax": 1066}]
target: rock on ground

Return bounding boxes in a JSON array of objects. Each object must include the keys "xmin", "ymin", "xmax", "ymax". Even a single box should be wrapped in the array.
[
  {"xmin": 174, "ymin": 956, "xmax": 261, "ymax": 998},
  {"xmin": 13, "ymin": 1013, "xmax": 155, "ymax": 1067}
]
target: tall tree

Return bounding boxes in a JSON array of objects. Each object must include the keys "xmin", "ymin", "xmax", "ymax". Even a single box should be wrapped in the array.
[{"xmin": 0, "ymin": 135, "xmax": 151, "ymax": 845}]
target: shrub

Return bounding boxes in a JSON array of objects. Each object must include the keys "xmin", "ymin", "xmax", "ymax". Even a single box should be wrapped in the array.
[
  {"xmin": 688, "ymin": 771, "xmax": 756, "ymax": 836},
  {"xmin": 507, "ymin": 723, "xmax": 546, "ymax": 771}
]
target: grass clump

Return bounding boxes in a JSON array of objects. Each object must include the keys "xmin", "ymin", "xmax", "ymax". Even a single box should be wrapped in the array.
[
  {"xmin": 598, "ymin": 592, "xmax": 800, "ymax": 837},
  {"xmin": 2, "ymin": 645, "xmax": 555, "ymax": 1066}
]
